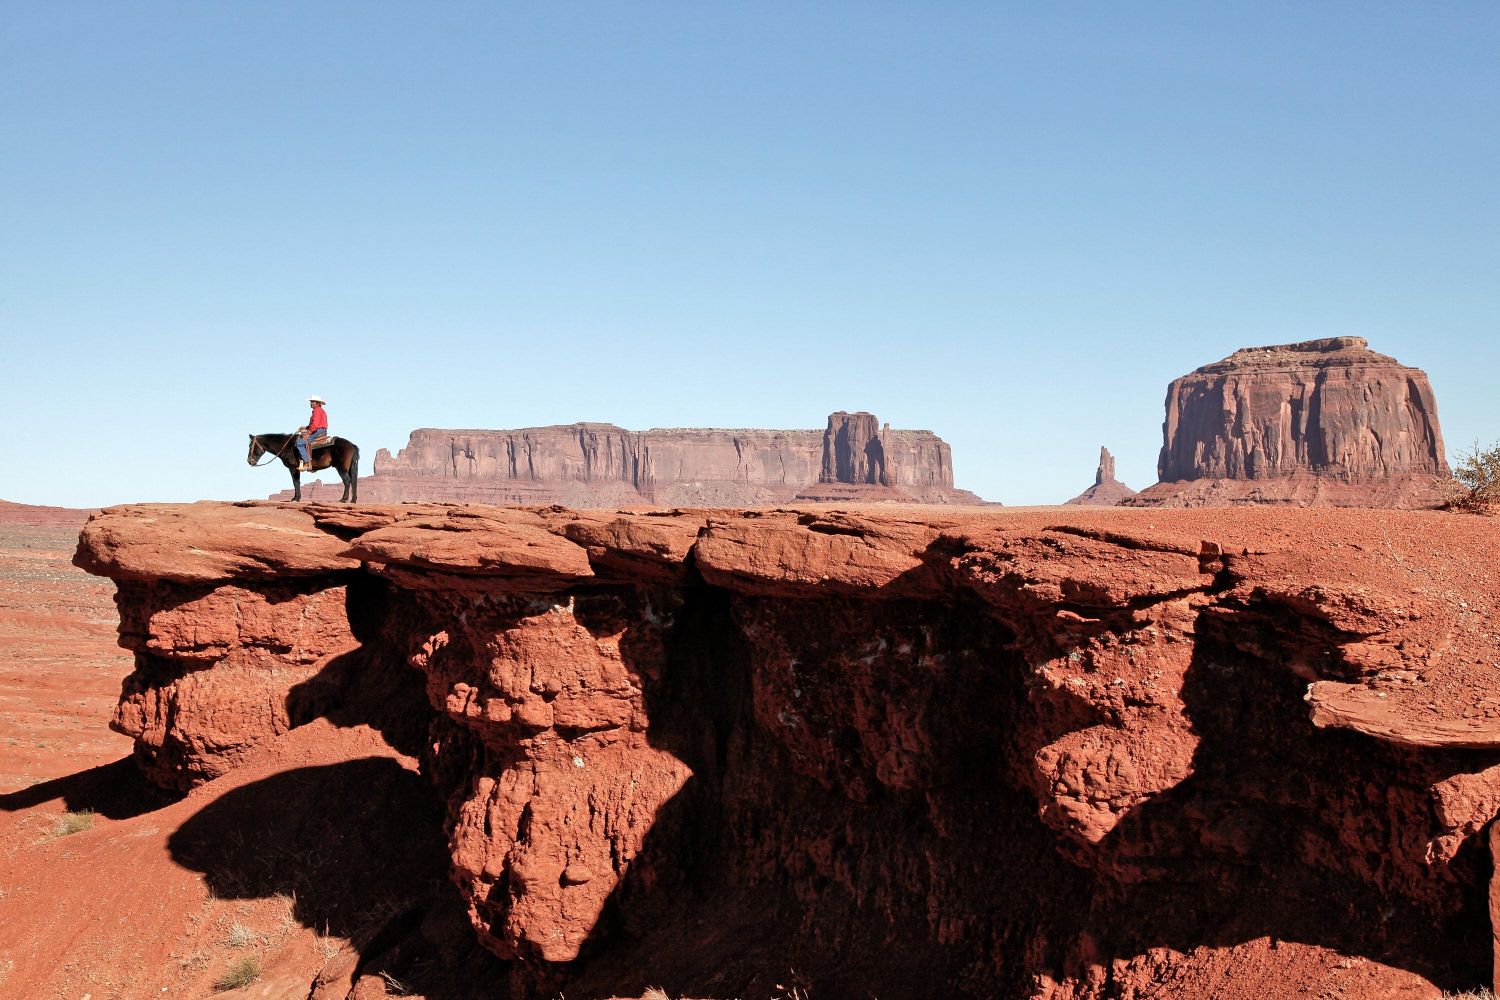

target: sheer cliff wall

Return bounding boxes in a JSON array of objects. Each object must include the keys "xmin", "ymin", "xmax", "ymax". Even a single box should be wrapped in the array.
[{"xmin": 1133, "ymin": 337, "xmax": 1449, "ymax": 508}]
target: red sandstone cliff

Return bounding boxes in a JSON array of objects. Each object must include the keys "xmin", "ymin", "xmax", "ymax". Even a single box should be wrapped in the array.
[
  {"xmin": 73, "ymin": 501, "xmax": 1500, "ymax": 999},
  {"xmin": 1065, "ymin": 447, "xmax": 1138, "ymax": 506},
  {"xmin": 1131, "ymin": 337, "xmax": 1448, "ymax": 508},
  {"xmin": 272, "ymin": 413, "xmax": 983, "ymax": 506}
]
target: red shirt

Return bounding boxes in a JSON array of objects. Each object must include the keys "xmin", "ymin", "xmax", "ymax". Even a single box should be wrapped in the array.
[{"xmin": 308, "ymin": 404, "xmax": 328, "ymax": 433}]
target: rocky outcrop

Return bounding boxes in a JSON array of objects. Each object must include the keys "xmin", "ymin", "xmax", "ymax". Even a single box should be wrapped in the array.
[
  {"xmin": 1131, "ymin": 337, "xmax": 1449, "ymax": 508},
  {"xmin": 75, "ymin": 502, "xmax": 1500, "ymax": 998},
  {"xmin": 272, "ymin": 413, "xmax": 984, "ymax": 506},
  {"xmin": 73, "ymin": 504, "xmax": 368, "ymax": 788},
  {"xmin": 1066, "ymin": 447, "xmax": 1138, "ymax": 506}
]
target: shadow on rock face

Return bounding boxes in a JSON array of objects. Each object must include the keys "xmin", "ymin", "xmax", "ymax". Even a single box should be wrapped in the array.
[
  {"xmin": 546, "ymin": 579, "xmax": 1500, "ymax": 998},
  {"xmin": 166, "ymin": 757, "xmax": 508, "ymax": 999},
  {"xmin": 285, "ymin": 575, "xmax": 433, "ymax": 760},
  {"xmin": 0, "ymin": 756, "xmax": 178, "ymax": 820},
  {"xmin": 1083, "ymin": 632, "xmax": 1500, "ymax": 994},
  {"xmin": 547, "ymin": 586, "xmax": 1076, "ymax": 1000}
]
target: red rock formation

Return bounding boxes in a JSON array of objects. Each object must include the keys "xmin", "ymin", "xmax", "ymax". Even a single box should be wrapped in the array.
[
  {"xmin": 271, "ymin": 413, "xmax": 983, "ymax": 506},
  {"xmin": 1065, "ymin": 447, "xmax": 1138, "ymax": 506},
  {"xmin": 819, "ymin": 411, "xmax": 890, "ymax": 485},
  {"xmin": 1131, "ymin": 337, "xmax": 1449, "ymax": 507},
  {"xmin": 75, "ymin": 502, "xmax": 1500, "ymax": 998},
  {"xmin": 73, "ymin": 504, "xmax": 367, "ymax": 788}
]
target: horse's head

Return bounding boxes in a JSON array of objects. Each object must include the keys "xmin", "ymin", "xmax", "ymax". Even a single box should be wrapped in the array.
[{"xmin": 246, "ymin": 434, "xmax": 264, "ymax": 466}]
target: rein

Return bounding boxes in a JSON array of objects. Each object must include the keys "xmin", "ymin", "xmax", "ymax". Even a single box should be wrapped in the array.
[{"xmin": 249, "ymin": 434, "xmax": 297, "ymax": 468}]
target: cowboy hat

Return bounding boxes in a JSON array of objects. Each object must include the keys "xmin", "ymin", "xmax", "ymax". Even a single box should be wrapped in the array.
[{"xmin": 308, "ymin": 395, "xmax": 326, "ymax": 404}]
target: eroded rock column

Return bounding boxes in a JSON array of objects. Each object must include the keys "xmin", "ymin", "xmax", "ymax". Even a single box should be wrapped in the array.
[{"xmin": 406, "ymin": 589, "xmax": 691, "ymax": 962}]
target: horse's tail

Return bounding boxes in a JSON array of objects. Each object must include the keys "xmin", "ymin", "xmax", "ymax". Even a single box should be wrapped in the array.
[{"xmin": 351, "ymin": 445, "xmax": 360, "ymax": 503}]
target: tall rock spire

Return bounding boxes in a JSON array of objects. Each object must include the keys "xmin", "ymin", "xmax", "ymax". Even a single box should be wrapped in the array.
[
  {"xmin": 1096, "ymin": 446, "xmax": 1116, "ymax": 486},
  {"xmin": 1066, "ymin": 446, "xmax": 1138, "ymax": 505}
]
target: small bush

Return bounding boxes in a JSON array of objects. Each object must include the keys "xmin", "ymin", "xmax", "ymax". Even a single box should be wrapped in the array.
[
  {"xmin": 226, "ymin": 921, "xmax": 256, "ymax": 948},
  {"xmin": 1444, "ymin": 442, "xmax": 1500, "ymax": 512},
  {"xmin": 50, "ymin": 810, "xmax": 94, "ymax": 838},
  {"xmin": 214, "ymin": 955, "xmax": 260, "ymax": 992},
  {"xmin": 643, "ymin": 990, "xmax": 671, "ymax": 1000}
]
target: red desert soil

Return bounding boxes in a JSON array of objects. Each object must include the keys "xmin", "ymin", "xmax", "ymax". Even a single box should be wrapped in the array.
[
  {"xmin": 7, "ymin": 498, "xmax": 1500, "ymax": 998},
  {"xmin": 0, "ymin": 515, "xmax": 124, "ymax": 792},
  {"xmin": 0, "ymin": 505, "xmax": 502, "ymax": 1000}
]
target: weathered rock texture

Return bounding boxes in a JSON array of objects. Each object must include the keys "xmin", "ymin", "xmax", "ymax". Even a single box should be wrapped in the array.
[
  {"xmin": 271, "ymin": 412, "xmax": 983, "ymax": 507},
  {"xmin": 76, "ymin": 501, "xmax": 1500, "ymax": 999},
  {"xmin": 1066, "ymin": 447, "xmax": 1138, "ymax": 506},
  {"xmin": 1131, "ymin": 337, "xmax": 1449, "ymax": 508}
]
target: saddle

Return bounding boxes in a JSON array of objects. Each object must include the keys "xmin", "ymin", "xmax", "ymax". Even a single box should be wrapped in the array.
[{"xmin": 304, "ymin": 435, "xmax": 337, "ymax": 451}]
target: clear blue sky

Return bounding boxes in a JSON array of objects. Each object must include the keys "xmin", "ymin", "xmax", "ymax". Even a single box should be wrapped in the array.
[{"xmin": 3, "ymin": 3, "xmax": 1496, "ymax": 507}]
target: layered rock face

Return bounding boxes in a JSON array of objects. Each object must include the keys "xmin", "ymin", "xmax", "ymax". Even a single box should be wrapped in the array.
[
  {"xmin": 1132, "ymin": 337, "xmax": 1449, "ymax": 507},
  {"xmin": 273, "ymin": 412, "xmax": 983, "ymax": 506},
  {"xmin": 1066, "ymin": 447, "xmax": 1138, "ymax": 505},
  {"xmin": 76, "ymin": 502, "xmax": 1500, "ymax": 998}
]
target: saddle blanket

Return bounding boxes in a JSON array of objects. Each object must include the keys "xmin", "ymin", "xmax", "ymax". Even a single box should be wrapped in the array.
[{"xmin": 309, "ymin": 436, "xmax": 337, "ymax": 450}]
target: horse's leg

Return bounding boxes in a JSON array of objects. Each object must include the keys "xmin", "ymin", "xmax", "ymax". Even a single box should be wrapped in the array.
[
  {"xmin": 291, "ymin": 467, "xmax": 301, "ymax": 502},
  {"xmin": 337, "ymin": 461, "xmax": 350, "ymax": 503}
]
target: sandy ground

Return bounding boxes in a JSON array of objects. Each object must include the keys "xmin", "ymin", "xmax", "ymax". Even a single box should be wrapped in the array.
[
  {"xmin": 0, "ymin": 518, "xmax": 347, "ymax": 999},
  {"xmin": 0, "ymin": 522, "xmax": 132, "ymax": 794},
  {"xmin": 0, "ymin": 510, "xmax": 503, "ymax": 1000}
]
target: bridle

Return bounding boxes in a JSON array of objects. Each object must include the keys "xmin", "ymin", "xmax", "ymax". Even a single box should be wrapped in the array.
[{"xmin": 248, "ymin": 434, "xmax": 295, "ymax": 468}]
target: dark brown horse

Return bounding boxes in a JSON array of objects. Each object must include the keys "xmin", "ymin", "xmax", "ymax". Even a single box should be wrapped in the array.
[{"xmin": 247, "ymin": 433, "xmax": 359, "ymax": 502}]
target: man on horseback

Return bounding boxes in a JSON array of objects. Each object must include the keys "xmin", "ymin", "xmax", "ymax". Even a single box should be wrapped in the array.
[
  {"xmin": 247, "ymin": 407, "xmax": 359, "ymax": 503},
  {"xmin": 296, "ymin": 395, "xmax": 329, "ymax": 472}
]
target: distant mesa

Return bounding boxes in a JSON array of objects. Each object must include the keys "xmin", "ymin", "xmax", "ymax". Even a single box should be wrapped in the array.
[
  {"xmin": 272, "ymin": 410, "xmax": 986, "ymax": 507},
  {"xmin": 1128, "ymin": 337, "xmax": 1449, "ymax": 508},
  {"xmin": 0, "ymin": 499, "xmax": 95, "ymax": 528},
  {"xmin": 1066, "ymin": 447, "xmax": 1137, "ymax": 506}
]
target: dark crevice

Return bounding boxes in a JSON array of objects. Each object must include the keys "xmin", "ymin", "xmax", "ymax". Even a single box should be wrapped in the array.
[{"xmin": 1043, "ymin": 523, "xmax": 1203, "ymax": 556}]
